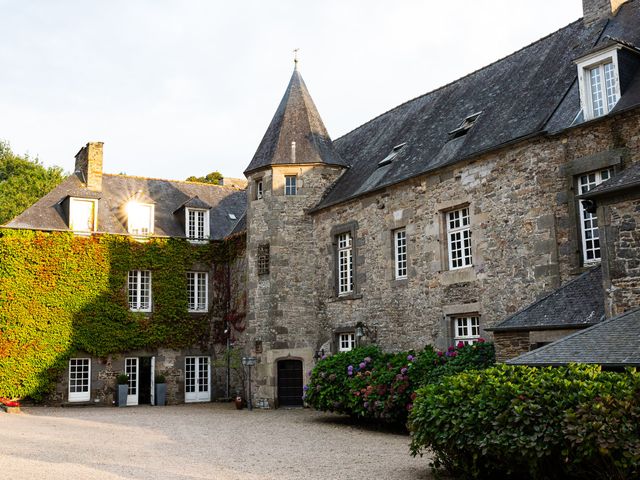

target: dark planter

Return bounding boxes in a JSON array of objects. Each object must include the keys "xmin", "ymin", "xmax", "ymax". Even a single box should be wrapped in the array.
[
  {"xmin": 117, "ymin": 384, "xmax": 128, "ymax": 407},
  {"xmin": 155, "ymin": 383, "xmax": 166, "ymax": 406}
]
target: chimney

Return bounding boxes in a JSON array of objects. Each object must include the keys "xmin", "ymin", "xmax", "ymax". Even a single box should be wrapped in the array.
[
  {"xmin": 74, "ymin": 142, "xmax": 104, "ymax": 191},
  {"xmin": 583, "ymin": 0, "xmax": 627, "ymax": 25}
]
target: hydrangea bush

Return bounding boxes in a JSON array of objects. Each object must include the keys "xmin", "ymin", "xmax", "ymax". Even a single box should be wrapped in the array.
[
  {"xmin": 408, "ymin": 363, "xmax": 640, "ymax": 480},
  {"xmin": 304, "ymin": 341, "xmax": 495, "ymax": 425}
]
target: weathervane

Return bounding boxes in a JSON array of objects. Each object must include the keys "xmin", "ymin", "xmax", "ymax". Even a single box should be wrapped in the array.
[{"xmin": 293, "ymin": 48, "xmax": 299, "ymax": 68}]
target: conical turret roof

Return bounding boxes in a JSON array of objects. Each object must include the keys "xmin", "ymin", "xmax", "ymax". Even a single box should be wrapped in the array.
[{"xmin": 244, "ymin": 67, "xmax": 347, "ymax": 175}]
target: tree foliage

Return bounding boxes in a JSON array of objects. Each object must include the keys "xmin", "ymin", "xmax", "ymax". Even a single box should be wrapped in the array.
[
  {"xmin": 0, "ymin": 141, "xmax": 65, "ymax": 225},
  {"xmin": 185, "ymin": 171, "xmax": 224, "ymax": 185}
]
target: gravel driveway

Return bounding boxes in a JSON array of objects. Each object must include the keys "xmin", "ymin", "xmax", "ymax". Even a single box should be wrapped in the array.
[{"xmin": 0, "ymin": 404, "xmax": 432, "ymax": 479}]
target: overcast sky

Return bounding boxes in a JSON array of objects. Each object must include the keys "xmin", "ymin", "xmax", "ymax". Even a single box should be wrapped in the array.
[{"xmin": 0, "ymin": 0, "xmax": 582, "ymax": 181}]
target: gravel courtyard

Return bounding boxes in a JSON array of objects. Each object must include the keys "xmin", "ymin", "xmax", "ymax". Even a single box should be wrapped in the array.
[{"xmin": 0, "ymin": 404, "xmax": 432, "ymax": 479}]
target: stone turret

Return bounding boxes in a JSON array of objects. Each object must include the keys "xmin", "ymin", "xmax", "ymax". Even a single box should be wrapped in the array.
[{"xmin": 244, "ymin": 65, "xmax": 346, "ymax": 407}]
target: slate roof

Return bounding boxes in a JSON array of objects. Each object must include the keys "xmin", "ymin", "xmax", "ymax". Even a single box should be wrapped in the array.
[
  {"xmin": 580, "ymin": 161, "xmax": 640, "ymax": 198},
  {"xmin": 310, "ymin": 1, "xmax": 640, "ymax": 212},
  {"xmin": 507, "ymin": 307, "xmax": 640, "ymax": 367},
  {"xmin": 4, "ymin": 173, "xmax": 247, "ymax": 240},
  {"xmin": 488, "ymin": 266, "xmax": 604, "ymax": 332},
  {"xmin": 244, "ymin": 66, "xmax": 347, "ymax": 175}
]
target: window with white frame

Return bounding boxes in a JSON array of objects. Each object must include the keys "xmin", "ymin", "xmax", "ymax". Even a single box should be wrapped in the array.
[
  {"xmin": 337, "ymin": 232, "xmax": 354, "ymax": 295},
  {"xmin": 187, "ymin": 272, "xmax": 208, "ymax": 312},
  {"xmin": 126, "ymin": 202, "xmax": 154, "ymax": 236},
  {"xmin": 394, "ymin": 228, "xmax": 407, "ymax": 279},
  {"xmin": 447, "ymin": 207, "xmax": 472, "ymax": 269},
  {"xmin": 69, "ymin": 198, "xmax": 98, "ymax": 233},
  {"xmin": 68, "ymin": 358, "xmax": 90, "ymax": 402},
  {"xmin": 256, "ymin": 179, "xmax": 264, "ymax": 200},
  {"xmin": 186, "ymin": 208, "xmax": 209, "ymax": 241},
  {"xmin": 453, "ymin": 316, "xmax": 480, "ymax": 345},
  {"xmin": 338, "ymin": 332, "xmax": 356, "ymax": 352},
  {"xmin": 284, "ymin": 175, "xmax": 297, "ymax": 196},
  {"xmin": 577, "ymin": 50, "xmax": 621, "ymax": 121},
  {"xmin": 578, "ymin": 168, "xmax": 613, "ymax": 263},
  {"xmin": 128, "ymin": 270, "xmax": 151, "ymax": 312}
]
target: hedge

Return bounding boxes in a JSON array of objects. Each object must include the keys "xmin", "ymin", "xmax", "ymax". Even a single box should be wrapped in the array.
[
  {"xmin": 0, "ymin": 228, "xmax": 244, "ymax": 400},
  {"xmin": 408, "ymin": 364, "xmax": 640, "ymax": 480},
  {"xmin": 304, "ymin": 341, "xmax": 495, "ymax": 425}
]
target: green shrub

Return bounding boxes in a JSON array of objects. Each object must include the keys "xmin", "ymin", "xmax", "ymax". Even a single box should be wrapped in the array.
[
  {"xmin": 116, "ymin": 374, "xmax": 129, "ymax": 385},
  {"xmin": 408, "ymin": 364, "xmax": 640, "ymax": 480},
  {"xmin": 304, "ymin": 341, "xmax": 495, "ymax": 425}
]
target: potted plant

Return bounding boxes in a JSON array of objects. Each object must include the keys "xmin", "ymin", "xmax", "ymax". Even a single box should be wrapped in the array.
[
  {"xmin": 116, "ymin": 373, "xmax": 129, "ymax": 407},
  {"xmin": 154, "ymin": 373, "xmax": 167, "ymax": 406}
]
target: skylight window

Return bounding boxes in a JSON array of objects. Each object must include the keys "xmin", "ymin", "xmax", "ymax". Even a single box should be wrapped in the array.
[
  {"xmin": 378, "ymin": 143, "xmax": 407, "ymax": 167},
  {"xmin": 228, "ymin": 213, "xmax": 237, "ymax": 220},
  {"xmin": 448, "ymin": 112, "xmax": 482, "ymax": 139}
]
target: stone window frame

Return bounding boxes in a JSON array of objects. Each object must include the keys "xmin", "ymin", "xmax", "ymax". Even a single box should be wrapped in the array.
[
  {"xmin": 257, "ymin": 243, "xmax": 270, "ymax": 276},
  {"xmin": 330, "ymin": 221, "xmax": 359, "ymax": 299},
  {"xmin": 577, "ymin": 167, "xmax": 614, "ymax": 264},
  {"xmin": 68, "ymin": 357, "xmax": 91, "ymax": 402},
  {"xmin": 393, "ymin": 228, "xmax": 408, "ymax": 280},
  {"xmin": 128, "ymin": 270, "xmax": 152, "ymax": 312},
  {"xmin": 186, "ymin": 271, "xmax": 209, "ymax": 313},
  {"xmin": 564, "ymin": 150, "xmax": 621, "ymax": 270},
  {"xmin": 438, "ymin": 201, "xmax": 473, "ymax": 272},
  {"xmin": 284, "ymin": 175, "xmax": 297, "ymax": 196},
  {"xmin": 440, "ymin": 303, "xmax": 482, "ymax": 349},
  {"xmin": 254, "ymin": 177, "xmax": 264, "ymax": 201}
]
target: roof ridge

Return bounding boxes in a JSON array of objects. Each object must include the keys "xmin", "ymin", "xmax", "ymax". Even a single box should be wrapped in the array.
[
  {"xmin": 491, "ymin": 265, "xmax": 602, "ymax": 329},
  {"xmin": 102, "ymin": 173, "xmax": 243, "ymax": 189},
  {"xmin": 335, "ymin": 17, "xmax": 586, "ymax": 145}
]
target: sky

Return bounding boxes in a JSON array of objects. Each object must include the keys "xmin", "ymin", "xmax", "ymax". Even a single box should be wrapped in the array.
[{"xmin": 0, "ymin": 0, "xmax": 583, "ymax": 181}]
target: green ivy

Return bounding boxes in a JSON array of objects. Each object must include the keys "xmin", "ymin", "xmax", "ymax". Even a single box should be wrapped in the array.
[{"xmin": 0, "ymin": 228, "xmax": 244, "ymax": 400}]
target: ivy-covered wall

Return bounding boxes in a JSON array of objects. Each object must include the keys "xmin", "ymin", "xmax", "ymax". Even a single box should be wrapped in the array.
[{"xmin": 0, "ymin": 228, "xmax": 245, "ymax": 400}]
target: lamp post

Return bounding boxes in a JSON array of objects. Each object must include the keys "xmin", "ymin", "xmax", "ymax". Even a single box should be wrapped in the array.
[{"xmin": 241, "ymin": 356, "xmax": 257, "ymax": 411}]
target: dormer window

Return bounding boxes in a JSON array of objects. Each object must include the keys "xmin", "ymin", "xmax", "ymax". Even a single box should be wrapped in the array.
[
  {"xmin": 127, "ymin": 202, "xmax": 154, "ymax": 236},
  {"xmin": 69, "ymin": 197, "xmax": 98, "ymax": 233},
  {"xmin": 576, "ymin": 47, "xmax": 622, "ymax": 121},
  {"xmin": 448, "ymin": 112, "xmax": 481, "ymax": 139},
  {"xmin": 186, "ymin": 208, "xmax": 209, "ymax": 242}
]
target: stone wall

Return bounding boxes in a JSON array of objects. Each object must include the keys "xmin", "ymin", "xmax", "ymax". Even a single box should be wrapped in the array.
[
  {"xmin": 308, "ymin": 110, "xmax": 640, "ymax": 356},
  {"xmin": 601, "ymin": 195, "xmax": 640, "ymax": 316},
  {"xmin": 494, "ymin": 332, "xmax": 530, "ymax": 362}
]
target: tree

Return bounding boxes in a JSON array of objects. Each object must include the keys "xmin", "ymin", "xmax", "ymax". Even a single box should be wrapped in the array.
[
  {"xmin": 186, "ymin": 171, "xmax": 224, "ymax": 185},
  {"xmin": 0, "ymin": 141, "xmax": 65, "ymax": 225}
]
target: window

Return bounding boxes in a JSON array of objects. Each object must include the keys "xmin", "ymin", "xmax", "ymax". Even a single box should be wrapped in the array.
[
  {"xmin": 187, "ymin": 272, "xmax": 208, "ymax": 312},
  {"xmin": 453, "ymin": 316, "xmax": 480, "ymax": 345},
  {"xmin": 447, "ymin": 207, "xmax": 472, "ymax": 269},
  {"xmin": 127, "ymin": 202, "xmax": 154, "ymax": 236},
  {"xmin": 578, "ymin": 168, "xmax": 612, "ymax": 263},
  {"xmin": 128, "ymin": 270, "xmax": 151, "ymax": 312},
  {"xmin": 68, "ymin": 358, "xmax": 90, "ymax": 402},
  {"xmin": 69, "ymin": 198, "xmax": 97, "ymax": 233},
  {"xmin": 576, "ymin": 50, "xmax": 621, "ymax": 121},
  {"xmin": 337, "ymin": 232, "xmax": 354, "ymax": 295},
  {"xmin": 256, "ymin": 179, "xmax": 264, "ymax": 200},
  {"xmin": 285, "ymin": 175, "xmax": 297, "ymax": 196},
  {"xmin": 394, "ymin": 228, "xmax": 407, "ymax": 279},
  {"xmin": 338, "ymin": 332, "xmax": 355, "ymax": 352},
  {"xmin": 186, "ymin": 208, "xmax": 209, "ymax": 242},
  {"xmin": 257, "ymin": 244, "xmax": 270, "ymax": 275}
]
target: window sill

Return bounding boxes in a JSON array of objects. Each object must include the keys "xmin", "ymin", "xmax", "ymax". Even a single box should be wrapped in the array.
[
  {"xmin": 331, "ymin": 293, "xmax": 363, "ymax": 302},
  {"xmin": 187, "ymin": 239, "xmax": 210, "ymax": 245},
  {"xmin": 440, "ymin": 266, "xmax": 476, "ymax": 285},
  {"xmin": 188, "ymin": 310, "xmax": 209, "ymax": 314}
]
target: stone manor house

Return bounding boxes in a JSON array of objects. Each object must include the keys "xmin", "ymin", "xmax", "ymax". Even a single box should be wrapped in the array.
[{"xmin": 3, "ymin": 0, "xmax": 640, "ymax": 406}]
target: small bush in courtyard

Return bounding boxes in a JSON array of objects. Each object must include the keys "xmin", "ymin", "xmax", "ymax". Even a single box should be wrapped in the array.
[
  {"xmin": 408, "ymin": 363, "xmax": 640, "ymax": 480},
  {"xmin": 304, "ymin": 341, "xmax": 495, "ymax": 425}
]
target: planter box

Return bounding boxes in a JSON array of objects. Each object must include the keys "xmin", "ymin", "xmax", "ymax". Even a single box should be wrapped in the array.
[
  {"xmin": 154, "ymin": 383, "xmax": 166, "ymax": 406},
  {"xmin": 117, "ymin": 384, "xmax": 128, "ymax": 407}
]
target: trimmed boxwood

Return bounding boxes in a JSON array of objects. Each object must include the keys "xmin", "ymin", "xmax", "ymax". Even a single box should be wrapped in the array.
[{"xmin": 408, "ymin": 364, "xmax": 640, "ymax": 480}]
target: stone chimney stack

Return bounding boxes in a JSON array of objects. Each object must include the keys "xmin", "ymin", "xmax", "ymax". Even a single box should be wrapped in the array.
[
  {"xmin": 74, "ymin": 142, "xmax": 104, "ymax": 192},
  {"xmin": 583, "ymin": 0, "xmax": 627, "ymax": 25}
]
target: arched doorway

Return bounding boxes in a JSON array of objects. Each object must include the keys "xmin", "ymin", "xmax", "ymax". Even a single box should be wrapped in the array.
[{"xmin": 277, "ymin": 359, "xmax": 303, "ymax": 407}]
